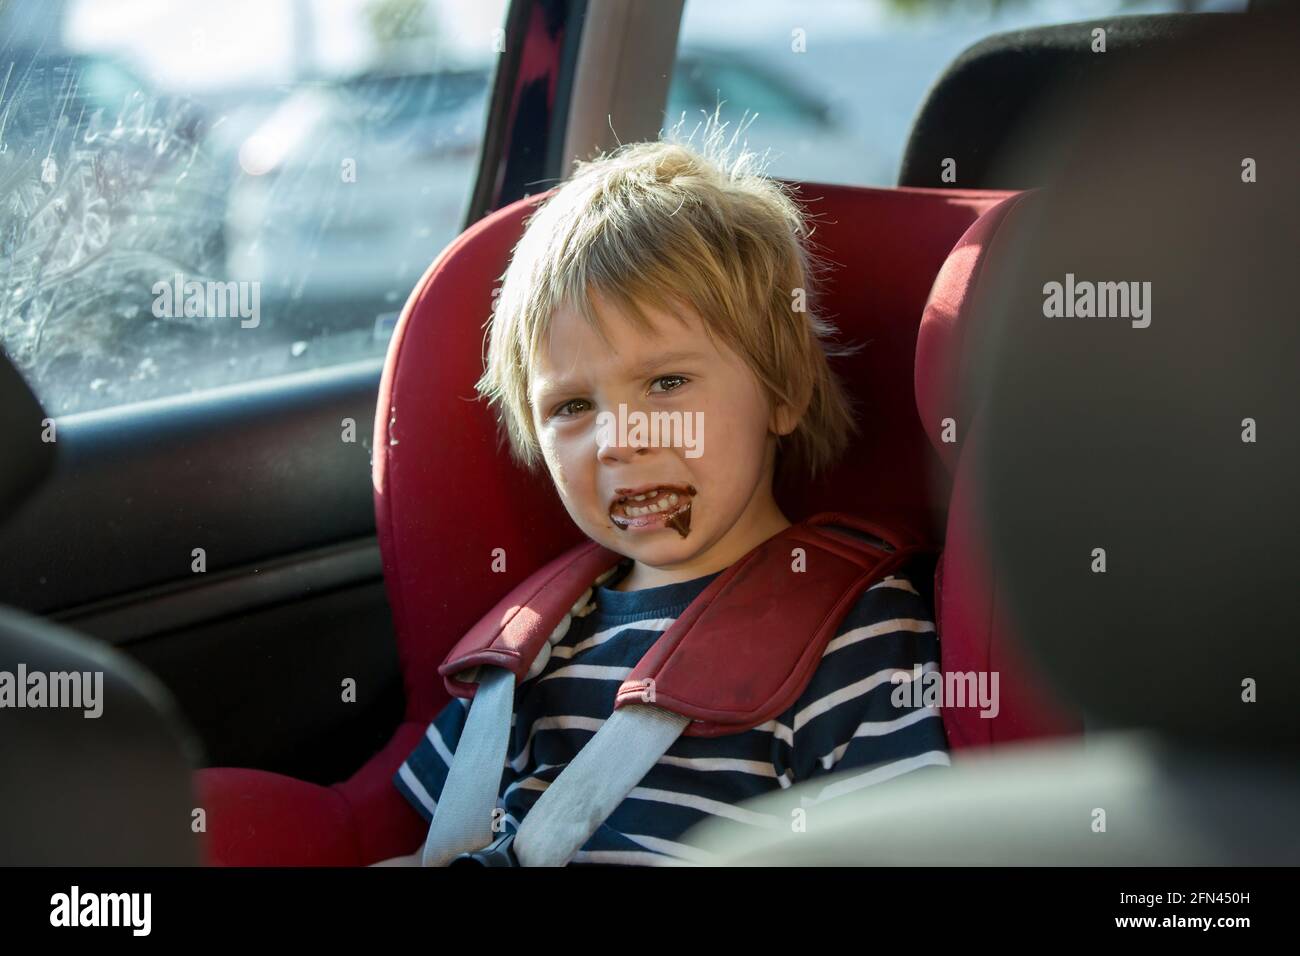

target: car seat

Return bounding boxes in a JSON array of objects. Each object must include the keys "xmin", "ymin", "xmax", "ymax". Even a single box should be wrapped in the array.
[
  {"xmin": 915, "ymin": 192, "xmax": 1083, "ymax": 748},
  {"xmin": 195, "ymin": 180, "xmax": 1084, "ymax": 866}
]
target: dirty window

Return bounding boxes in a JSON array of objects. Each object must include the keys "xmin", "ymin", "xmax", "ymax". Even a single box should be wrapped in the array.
[{"xmin": 0, "ymin": 0, "xmax": 506, "ymax": 415}]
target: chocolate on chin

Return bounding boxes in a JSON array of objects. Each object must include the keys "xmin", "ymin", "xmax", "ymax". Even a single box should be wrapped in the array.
[
  {"xmin": 667, "ymin": 505, "xmax": 691, "ymax": 538},
  {"xmin": 668, "ymin": 485, "xmax": 697, "ymax": 539}
]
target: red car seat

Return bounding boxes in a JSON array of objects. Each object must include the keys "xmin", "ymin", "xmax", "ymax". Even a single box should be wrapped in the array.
[
  {"xmin": 916, "ymin": 193, "xmax": 1084, "ymax": 748},
  {"xmin": 196, "ymin": 182, "xmax": 1073, "ymax": 866}
]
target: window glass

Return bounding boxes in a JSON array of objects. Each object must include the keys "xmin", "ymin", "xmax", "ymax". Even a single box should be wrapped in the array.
[
  {"xmin": 0, "ymin": 0, "xmax": 507, "ymax": 415},
  {"xmin": 671, "ymin": 0, "xmax": 1248, "ymax": 187}
]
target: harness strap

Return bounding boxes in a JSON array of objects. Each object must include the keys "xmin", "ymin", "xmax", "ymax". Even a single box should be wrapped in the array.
[
  {"xmin": 420, "ymin": 666, "xmax": 513, "ymax": 866},
  {"xmin": 422, "ymin": 669, "xmax": 686, "ymax": 867},
  {"xmin": 513, "ymin": 704, "xmax": 690, "ymax": 866}
]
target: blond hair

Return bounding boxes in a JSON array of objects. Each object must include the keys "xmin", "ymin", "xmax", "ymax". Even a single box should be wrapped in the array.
[{"xmin": 475, "ymin": 115, "xmax": 859, "ymax": 483}]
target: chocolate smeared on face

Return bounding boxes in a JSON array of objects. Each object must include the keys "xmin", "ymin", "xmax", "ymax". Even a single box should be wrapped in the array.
[
  {"xmin": 668, "ymin": 484, "xmax": 697, "ymax": 538},
  {"xmin": 609, "ymin": 483, "xmax": 697, "ymax": 537}
]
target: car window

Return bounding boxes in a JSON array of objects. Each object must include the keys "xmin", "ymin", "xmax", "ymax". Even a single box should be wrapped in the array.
[
  {"xmin": 0, "ymin": 0, "xmax": 507, "ymax": 416},
  {"xmin": 670, "ymin": 54, "xmax": 830, "ymax": 126},
  {"xmin": 670, "ymin": 0, "xmax": 1249, "ymax": 188}
]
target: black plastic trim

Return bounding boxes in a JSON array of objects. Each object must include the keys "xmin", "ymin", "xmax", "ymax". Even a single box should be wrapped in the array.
[
  {"xmin": 52, "ymin": 536, "xmax": 382, "ymax": 645},
  {"xmin": 0, "ymin": 358, "xmax": 384, "ymax": 615},
  {"xmin": 465, "ymin": 0, "xmax": 587, "ymax": 222}
]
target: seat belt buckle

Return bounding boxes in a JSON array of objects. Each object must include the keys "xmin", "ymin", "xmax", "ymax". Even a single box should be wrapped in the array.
[{"xmin": 448, "ymin": 830, "xmax": 520, "ymax": 867}]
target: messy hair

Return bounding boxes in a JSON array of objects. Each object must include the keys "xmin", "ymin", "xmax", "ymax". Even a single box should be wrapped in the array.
[{"xmin": 475, "ymin": 113, "xmax": 860, "ymax": 483}]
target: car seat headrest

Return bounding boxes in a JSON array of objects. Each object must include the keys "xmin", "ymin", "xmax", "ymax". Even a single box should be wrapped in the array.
[
  {"xmin": 899, "ymin": 13, "xmax": 1242, "ymax": 190},
  {"xmin": 915, "ymin": 191, "xmax": 1028, "ymax": 473},
  {"xmin": 0, "ymin": 351, "xmax": 55, "ymax": 522},
  {"xmin": 0, "ymin": 604, "xmax": 204, "ymax": 863},
  {"xmin": 950, "ymin": 9, "xmax": 1300, "ymax": 751}
]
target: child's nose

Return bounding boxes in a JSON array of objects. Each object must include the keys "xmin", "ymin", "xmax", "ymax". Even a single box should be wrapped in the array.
[
  {"xmin": 595, "ymin": 404, "xmax": 655, "ymax": 463},
  {"xmin": 596, "ymin": 433, "xmax": 652, "ymax": 465}
]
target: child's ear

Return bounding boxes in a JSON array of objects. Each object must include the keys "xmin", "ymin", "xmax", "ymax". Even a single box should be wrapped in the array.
[
  {"xmin": 769, "ymin": 382, "xmax": 811, "ymax": 437},
  {"xmin": 769, "ymin": 400, "xmax": 802, "ymax": 438}
]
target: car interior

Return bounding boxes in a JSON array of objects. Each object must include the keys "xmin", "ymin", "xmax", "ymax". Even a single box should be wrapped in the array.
[{"xmin": 1, "ymin": 0, "xmax": 1295, "ymax": 877}]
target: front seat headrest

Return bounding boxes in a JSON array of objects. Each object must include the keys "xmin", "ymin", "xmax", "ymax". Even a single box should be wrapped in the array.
[
  {"xmin": 955, "ymin": 8, "xmax": 1300, "ymax": 751},
  {"xmin": 899, "ymin": 13, "xmax": 1241, "ymax": 190},
  {"xmin": 0, "ymin": 350, "xmax": 55, "ymax": 522}
]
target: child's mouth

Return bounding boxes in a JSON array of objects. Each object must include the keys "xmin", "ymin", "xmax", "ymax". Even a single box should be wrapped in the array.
[{"xmin": 608, "ymin": 484, "xmax": 697, "ymax": 538}]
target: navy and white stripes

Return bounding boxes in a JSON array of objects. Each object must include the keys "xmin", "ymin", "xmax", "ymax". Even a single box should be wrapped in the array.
[{"xmin": 394, "ymin": 561, "xmax": 948, "ymax": 865}]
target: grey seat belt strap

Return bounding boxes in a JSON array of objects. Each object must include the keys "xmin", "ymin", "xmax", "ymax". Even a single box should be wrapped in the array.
[
  {"xmin": 421, "ymin": 670, "xmax": 690, "ymax": 867},
  {"xmin": 513, "ymin": 704, "xmax": 690, "ymax": 867},
  {"xmin": 420, "ymin": 665, "xmax": 515, "ymax": 867}
]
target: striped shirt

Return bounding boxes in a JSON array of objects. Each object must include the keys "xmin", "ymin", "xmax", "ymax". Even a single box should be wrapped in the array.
[{"xmin": 394, "ymin": 556, "xmax": 948, "ymax": 866}]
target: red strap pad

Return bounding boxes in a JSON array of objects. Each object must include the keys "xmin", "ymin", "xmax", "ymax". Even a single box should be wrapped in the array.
[
  {"xmin": 439, "ymin": 514, "xmax": 927, "ymax": 736},
  {"xmin": 618, "ymin": 514, "xmax": 925, "ymax": 736},
  {"xmin": 439, "ymin": 541, "xmax": 623, "ymax": 699}
]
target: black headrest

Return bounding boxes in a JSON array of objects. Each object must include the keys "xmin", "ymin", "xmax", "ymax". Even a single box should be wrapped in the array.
[
  {"xmin": 966, "ymin": 9, "xmax": 1300, "ymax": 751},
  {"xmin": 0, "ymin": 604, "xmax": 204, "ymax": 864},
  {"xmin": 0, "ymin": 350, "xmax": 55, "ymax": 521},
  {"xmin": 899, "ymin": 13, "xmax": 1244, "ymax": 189}
]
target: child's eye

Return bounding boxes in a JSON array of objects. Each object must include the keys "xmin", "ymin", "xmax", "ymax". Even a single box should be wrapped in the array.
[
  {"xmin": 552, "ymin": 398, "xmax": 591, "ymax": 418},
  {"xmin": 651, "ymin": 375, "xmax": 688, "ymax": 394},
  {"xmin": 548, "ymin": 378, "xmax": 685, "ymax": 419}
]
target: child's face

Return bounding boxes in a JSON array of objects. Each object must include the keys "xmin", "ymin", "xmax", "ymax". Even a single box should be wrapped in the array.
[{"xmin": 529, "ymin": 293, "xmax": 796, "ymax": 583}]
